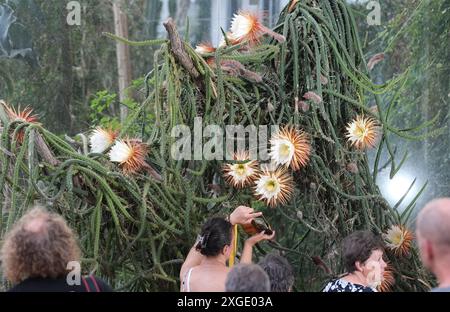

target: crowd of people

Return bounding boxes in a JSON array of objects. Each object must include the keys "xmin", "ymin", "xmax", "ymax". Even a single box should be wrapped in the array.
[
  {"xmin": 182, "ymin": 198, "xmax": 450, "ymax": 292},
  {"xmin": 0, "ymin": 198, "xmax": 449, "ymax": 292}
]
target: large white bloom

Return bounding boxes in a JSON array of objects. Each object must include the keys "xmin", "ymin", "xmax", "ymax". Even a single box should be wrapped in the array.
[
  {"xmin": 269, "ymin": 126, "xmax": 310, "ymax": 171},
  {"xmin": 270, "ymin": 138, "xmax": 295, "ymax": 167},
  {"xmin": 90, "ymin": 128, "xmax": 117, "ymax": 154},
  {"xmin": 227, "ymin": 12, "xmax": 285, "ymax": 44},
  {"xmin": 253, "ymin": 167, "xmax": 293, "ymax": 207},
  {"xmin": 229, "ymin": 163, "xmax": 255, "ymax": 182},
  {"xmin": 109, "ymin": 140, "xmax": 132, "ymax": 163},
  {"xmin": 223, "ymin": 151, "xmax": 259, "ymax": 189},
  {"xmin": 108, "ymin": 139, "xmax": 148, "ymax": 175},
  {"xmin": 383, "ymin": 225, "xmax": 413, "ymax": 256},
  {"xmin": 230, "ymin": 13, "xmax": 256, "ymax": 42},
  {"xmin": 255, "ymin": 175, "xmax": 281, "ymax": 201},
  {"xmin": 346, "ymin": 116, "xmax": 380, "ymax": 150}
]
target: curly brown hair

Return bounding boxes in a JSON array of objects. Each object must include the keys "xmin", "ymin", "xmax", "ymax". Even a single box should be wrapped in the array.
[{"xmin": 1, "ymin": 207, "xmax": 81, "ymax": 284}]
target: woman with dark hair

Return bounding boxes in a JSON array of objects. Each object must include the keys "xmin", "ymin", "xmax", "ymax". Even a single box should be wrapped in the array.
[
  {"xmin": 180, "ymin": 206, "xmax": 275, "ymax": 292},
  {"xmin": 323, "ymin": 230, "xmax": 387, "ymax": 292}
]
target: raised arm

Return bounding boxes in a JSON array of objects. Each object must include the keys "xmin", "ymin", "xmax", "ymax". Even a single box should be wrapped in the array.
[
  {"xmin": 179, "ymin": 205, "xmax": 263, "ymax": 287},
  {"xmin": 241, "ymin": 231, "xmax": 276, "ymax": 264},
  {"xmin": 179, "ymin": 239, "xmax": 204, "ymax": 288}
]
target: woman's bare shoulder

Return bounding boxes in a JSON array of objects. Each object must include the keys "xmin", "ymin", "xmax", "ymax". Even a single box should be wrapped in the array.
[{"xmin": 188, "ymin": 266, "xmax": 229, "ymax": 292}]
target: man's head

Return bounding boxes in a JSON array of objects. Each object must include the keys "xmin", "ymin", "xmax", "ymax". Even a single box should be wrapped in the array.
[
  {"xmin": 1, "ymin": 207, "xmax": 81, "ymax": 284},
  {"xmin": 225, "ymin": 264, "xmax": 270, "ymax": 292},
  {"xmin": 258, "ymin": 253, "xmax": 294, "ymax": 292},
  {"xmin": 416, "ymin": 198, "xmax": 450, "ymax": 273}
]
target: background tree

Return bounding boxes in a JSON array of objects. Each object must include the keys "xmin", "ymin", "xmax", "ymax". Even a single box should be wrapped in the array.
[{"xmin": 112, "ymin": 0, "xmax": 132, "ymax": 122}]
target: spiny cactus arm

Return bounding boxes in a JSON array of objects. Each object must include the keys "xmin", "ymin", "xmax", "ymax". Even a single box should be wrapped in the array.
[
  {"xmin": 93, "ymin": 191, "xmax": 103, "ymax": 261},
  {"xmin": 103, "ymin": 32, "xmax": 168, "ymax": 46},
  {"xmin": 7, "ymin": 125, "xmax": 31, "ymax": 231},
  {"xmin": 75, "ymin": 166, "xmax": 135, "ymax": 223},
  {"xmin": 144, "ymin": 199, "xmax": 183, "ymax": 235}
]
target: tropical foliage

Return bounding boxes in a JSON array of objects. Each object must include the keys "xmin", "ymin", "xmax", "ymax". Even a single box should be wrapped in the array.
[{"xmin": 0, "ymin": 0, "xmax": 447, "ymax": 292}]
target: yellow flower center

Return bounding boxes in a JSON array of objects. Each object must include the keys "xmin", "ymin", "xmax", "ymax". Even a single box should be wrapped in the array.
[
  {"xmin": 265, "ymin": 179, "xmax": 278, "ymax": 192},
  {"xmin": 355, "ymin": 124, "xmax": 367, "ymax": 138},
  {"xmin": 236, "ymin": 164, "xmax": 246, "ymax": 176},
  {"xmin": 280, "ymin": 143, "xmax": 291, "ymax": 156},
  {"xmin": 391, "ymin": 232, "xmax": 403, "ymax": 245}
]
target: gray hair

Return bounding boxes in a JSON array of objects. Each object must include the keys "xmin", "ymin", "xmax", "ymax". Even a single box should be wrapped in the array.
[
  {"xmin": 258, "ymin": 253, "xmax": 294, "ymax": 292},
  {"xmin": 225, "ymin": 264, "xmax": 270, "ymax": 292}
]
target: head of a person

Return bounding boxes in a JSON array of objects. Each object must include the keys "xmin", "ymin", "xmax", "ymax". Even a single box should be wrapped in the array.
[
  {"xmin": 1, "ymin": 207, "xmax": 81, "ymax": 284},
  {"xmin": 225, "ymin": 264, "xmax": 270, "ymax": 292},
  {"xmin": 342, "ymin": 230, "xmax": 386, "ymax": 285},
  {"xmin": 258, "ymin": 253, "xmax": 294, "ymax": 292},
  {"xmin": 195, "ymin": 217, "xmax": 233, "ymax": 259},
  {"xmin": 416, "ymin": 198, "xmax": 450, "ymax": 273}
]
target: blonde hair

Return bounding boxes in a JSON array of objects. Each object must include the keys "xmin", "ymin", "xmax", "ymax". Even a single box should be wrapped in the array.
[{"xmin": 1, "ymin": 207, "xmax": 81, "ymax": 284}]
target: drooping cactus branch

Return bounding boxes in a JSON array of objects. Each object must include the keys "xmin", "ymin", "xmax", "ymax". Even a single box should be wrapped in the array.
[{"xmin": 0, "ymin": 0, "xmax": 438, "ymax": 292}]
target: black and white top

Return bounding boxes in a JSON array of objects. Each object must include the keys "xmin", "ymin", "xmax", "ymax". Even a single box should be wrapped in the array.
[{"xmin": 323, "ymin": 279, "xmax": 377, "ymax": 292}]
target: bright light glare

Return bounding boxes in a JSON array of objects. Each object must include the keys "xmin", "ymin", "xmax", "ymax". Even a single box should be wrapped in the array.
[{"xmin": 380, "ymin": 174, "xmax": 416, "ymax": 208}]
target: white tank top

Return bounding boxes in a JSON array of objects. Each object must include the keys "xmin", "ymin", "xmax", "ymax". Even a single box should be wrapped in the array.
[{"xmin": 182, "ymin": 268, "xmax": 194, "ymax": 292}]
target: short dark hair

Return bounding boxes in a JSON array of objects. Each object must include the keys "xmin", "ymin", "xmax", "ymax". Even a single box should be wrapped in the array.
[
  {"xmin": 342, "ymin": 230, "xmax": 384, "ymax": 273},
  {"xmin": 195, "ymin": 217, "xmax": 232, "ymax": 257},
  {"xmin": 225, "ymin": 264, "xmax": 270, "ymax": 292},
  {"xmin": 258, "ymin": 254, "xmax": 294, "ymax": 292}
]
